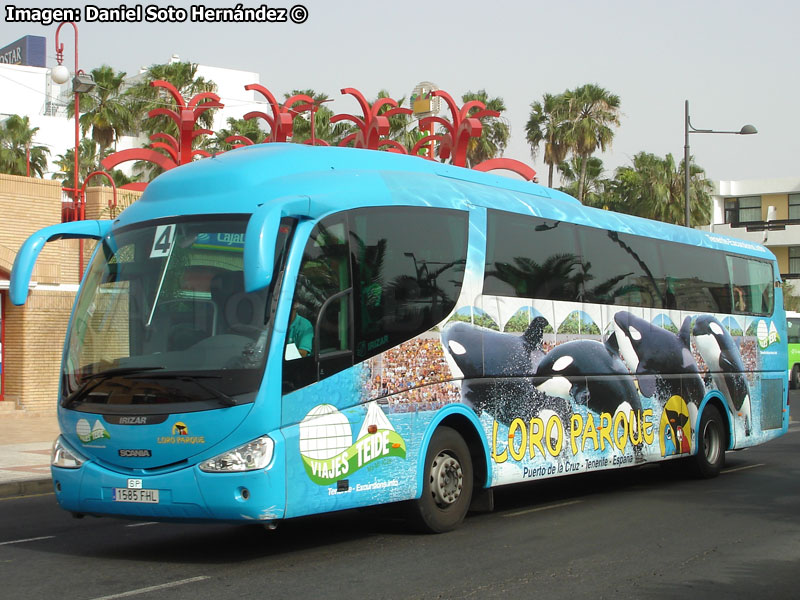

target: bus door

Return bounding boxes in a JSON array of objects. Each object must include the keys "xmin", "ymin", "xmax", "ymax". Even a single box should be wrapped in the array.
[{"xmin": 283, "ymin": 215, "xmax": 353, "ymax": 394}]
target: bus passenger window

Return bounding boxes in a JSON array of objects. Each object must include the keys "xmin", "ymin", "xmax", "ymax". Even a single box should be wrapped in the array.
[
  {"xmin": 727, "ymin": 255, "xmax": 774, "ymax": 316},
  {"xmin": 350, "ymin": 207, "xmax": 468, "ymax": 362},
  {"xmin": 484, "ymin": 211, "xmax": 582, "ymax": 302},
  {"xmin": 283, "ymin": 217, "xmax": 352, "ymax": 392},
  {"xmin": 661, "ymin": 244, "xmax": 730, "ymax": 312}
]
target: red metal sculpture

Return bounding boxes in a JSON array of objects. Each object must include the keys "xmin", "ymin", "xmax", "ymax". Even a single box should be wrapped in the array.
[
  {"xmin": 241, "ymin": 84, "xmax": 314, "ymax": 144},
  {"xmin": 103, "ymin": 80, "xmax": 540, "ymax": 190},
  {"xmin": 410, "ymin": 90, "xmax": 499, "ymax": 167},
  {"xmin": 332, "ymin": 88, "xmax": 412, "ymax": 152},
  {"xmin": 102, "ymin": 80, "xmax": 222, "ymax": 189},
  {"xmin": 473, "ymin": 158, "xmax": 538, "ymax": 182}
]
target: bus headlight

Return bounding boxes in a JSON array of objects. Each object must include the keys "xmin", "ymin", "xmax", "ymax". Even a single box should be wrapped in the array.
[
  {"xmin": 199, "ymin": 435, "xmax": 274, "ymax": 472},
  {"xmin": 51, "ymin": 436, "xmax": 87, "ymax": 469}
]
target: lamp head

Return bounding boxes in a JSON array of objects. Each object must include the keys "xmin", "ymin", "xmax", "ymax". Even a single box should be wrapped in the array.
[
  {"xmin": 739, "ymin": 124, "xmax": 757, "ymax": 135},
  {"xmin": 51, "ymin": 64, "xmax": 70, "ymax": 85},
  {"xmin": 72, "ymin": 72, "xmax": 96, "ymax": 94}
]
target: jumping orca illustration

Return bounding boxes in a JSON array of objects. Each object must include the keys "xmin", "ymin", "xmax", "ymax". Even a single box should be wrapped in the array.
[
  {"xmin": 610, "ymin": 311, "xmax": 705, "ymax": 407},
  {"xmin": 441, "ymin": 317, "xmax": 569, "ymax": 424},
  {"xmin": 533, "ymin": 339, "xmax": 643, "ymax": 421},
  {"xmin": 693, "ymin": 315, "xmax": 751, "ymax": 435},
  {"xmin": 443, "ymin": 316, "xmax": 547, "ymax": 380}
]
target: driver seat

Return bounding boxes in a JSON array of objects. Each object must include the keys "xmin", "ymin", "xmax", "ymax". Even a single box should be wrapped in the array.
[{"xmin": 210, "ymin": 270, "xmax": 260, "ymax": 335}]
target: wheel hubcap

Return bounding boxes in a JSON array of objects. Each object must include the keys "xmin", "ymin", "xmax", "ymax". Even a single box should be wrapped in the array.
[
  {"xmin": 703, "ymin": 421, "xmax": 720, "ymax": 464},
  {"xmin": 430, "ymin": 452, "xmax": 463, "ymax": 507}
]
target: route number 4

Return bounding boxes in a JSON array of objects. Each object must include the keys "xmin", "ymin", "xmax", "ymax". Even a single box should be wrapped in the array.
[{"xmin": 150, "ymin": 224, "xmax": 176, "ymax": 258}]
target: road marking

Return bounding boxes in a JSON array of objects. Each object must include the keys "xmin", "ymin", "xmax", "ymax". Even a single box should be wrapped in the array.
[
  {"xmin": 87, "ymin": 576, "xmax": 210, "ymax": 600},
  {"xmin": 124, "ymin": 522, "xmax": 158, "ymax": 528},
  {"xmin": 722, "ymin": 463, "xmax": 765, "ymax": 474},
  {"xmin": 0, "ymin": 536, "xmax": 55, "ymax": 546},
  {"xmin": 502, "ymin": 500, "xmax": 582, "ymax": 518}
]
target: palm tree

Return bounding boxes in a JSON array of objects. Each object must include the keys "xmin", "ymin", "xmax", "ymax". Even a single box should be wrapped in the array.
[
  {"xmin": 127, "ymin": 61, "xmax": 218, "ymax": 138},
  {"xmin": 67, "ymin": 65, "xmax": 134, "ymax": 154},
  {"xmin": 209, "ymin": 117, "xmax": 266, "ymax": 153},
  {"xmin": 52, "ymin": 138, "xmax": 109, "ymax": 190},
  {"xmin": 609, "ymin": 152, "xmax": 712, "ymax": 226},
  {"xmin": 488, "ymin": 253, "xmax": 587, "ymax": 300},
  {"xmin": 526, "ymin": 92, "xmax": 570, "ymax": 187},
  {"xmin": 286, "ymin": 89, "xmax": 350, "ymax": 145},
  {"xmin": 373, "ymin": 89, "xmax": 419, "ymax": 152},
  {"xmin": 558, "ymin": 156, "xmax": 608, "ymax": 208},
  {"xmin": 563, "ymin": 84, "xmax": 621, "ymax": 202},
  {"xmin": 0, "ymin": 115, "xmax": 50, "ymax": 177},
  {"xmin": 124, "ymin": 61, "xmax": 219, "ymax": 182},
  {"xmin": 461, "ymin": 90, "xmax": 509, "ymax": 167}
]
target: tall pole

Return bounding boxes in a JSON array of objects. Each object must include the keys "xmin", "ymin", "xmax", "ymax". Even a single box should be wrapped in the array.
[
  {"xmin": 684, "ymin": 100, "xmax": 691, "ymax": 228},
  {"xmin": 54, "ymin": 22, "xmax": 85, "ymax": 273},
  {"xmin": 683, "ymin": 100, "xmax": 757, "ymax": 229}
]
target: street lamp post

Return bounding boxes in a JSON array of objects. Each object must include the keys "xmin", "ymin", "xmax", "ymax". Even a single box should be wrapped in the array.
[
  {"xmin": 683, "ymin": 99, "xmax": 757, "ymax": 227},
  {"xmin": 51, "ymin": 22, "xmax": 95, "ymax": 274}
]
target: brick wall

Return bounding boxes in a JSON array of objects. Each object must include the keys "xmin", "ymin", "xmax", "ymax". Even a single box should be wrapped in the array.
[
  {"xmin": 0, "ymin": 174, "xmax": 142, "ymax": 412},
  {"xmin": 3, "ymin": 291, "xmax": 73, "ymax": 412},
  {"xmin": 0, "ymin": 174, "xmax": 69, "ymax": 285}
]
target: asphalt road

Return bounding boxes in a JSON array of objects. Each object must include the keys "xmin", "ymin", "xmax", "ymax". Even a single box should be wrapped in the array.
[{"xmin": 2, "ymin": 411, "xmax": 799, "ymax": 600}]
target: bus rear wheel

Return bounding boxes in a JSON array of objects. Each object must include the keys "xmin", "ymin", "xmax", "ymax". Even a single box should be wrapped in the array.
[
  {"xmin": 791, "ymin": 366, "xmax": 800, "ymax": 390},
  {"xmin": 409, "ymin": 426, "xmax": 473, "ymax": 533},
  {"xmin": 690, "ymin": 404, "xmax": 726, "ymax": 478}
]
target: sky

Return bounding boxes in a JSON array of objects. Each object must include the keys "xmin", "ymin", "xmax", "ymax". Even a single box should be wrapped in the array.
[{"xmin": 2, "ymin": 0, "xmax": 798, "ymax": 186}]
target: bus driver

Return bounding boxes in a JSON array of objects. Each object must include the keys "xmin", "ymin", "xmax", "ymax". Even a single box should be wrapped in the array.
[{"xmin": 286, "ymin": 302, "xmax": 313, "ymax": 359}]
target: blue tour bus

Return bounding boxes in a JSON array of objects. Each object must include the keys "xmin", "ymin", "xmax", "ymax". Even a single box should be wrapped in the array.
[{"xmin": 10, "ymin": 143, "xmax": 789, "ymax": 532}]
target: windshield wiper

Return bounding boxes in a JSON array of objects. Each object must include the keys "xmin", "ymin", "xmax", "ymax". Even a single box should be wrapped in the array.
[
  {"xmin": 62, "ymin": 366, "xmax": 165, "ymax": 407},
  {"xmin": 141, "ymin": 372, "xmax": 237, "ymax": 407}
]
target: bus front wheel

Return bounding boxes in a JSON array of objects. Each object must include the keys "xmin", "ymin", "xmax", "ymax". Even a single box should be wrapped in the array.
[
  {"xmin": 690, "ymin": 404, "xmax": 726, "ymax": 478},
  {"xmin": 409, "ymin": 426, "xmax": 473, "ymax": 533},
  {"xmin": 791, "ymin": 366, "xmax": 800, "ymax": 390}
]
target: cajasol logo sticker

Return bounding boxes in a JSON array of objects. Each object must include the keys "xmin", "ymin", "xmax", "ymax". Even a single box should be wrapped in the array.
[
  {"xmin": 76, "ymin": 418, "xmax": 110, "ymax": 444},
  {"xmin": 756, "ymin": 319, "xmax": 780, "ymax": 349},
  {"xmin": 299, "ymin": 402, "xmax": 406, "ymax": 485}
]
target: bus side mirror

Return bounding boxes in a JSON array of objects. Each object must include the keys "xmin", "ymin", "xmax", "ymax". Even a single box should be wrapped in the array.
[
  {"xmin": 244, "ymin": 196, "xmax": 309, "ymax": 293},
  {"xmin": 10, "ymin": 220, "xmax": 112, "ymax": 306}
]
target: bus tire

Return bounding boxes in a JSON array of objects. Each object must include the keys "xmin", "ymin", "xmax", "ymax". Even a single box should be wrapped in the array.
[
  {"xmin": 690, "ymin": 404, "xmax": 726, "ymax": 478},
  {"xmin": 791, "ymin": 366, "xmax": 800, "ymax": 390},
  {"xmin": 409, "ymin": 426, "xmax": 473, "ymax": 533}
]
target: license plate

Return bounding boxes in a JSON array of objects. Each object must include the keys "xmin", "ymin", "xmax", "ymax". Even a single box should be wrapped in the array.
[{"xmin": 113, "ymin": 488, "xmax": 160, "ymax": 503}]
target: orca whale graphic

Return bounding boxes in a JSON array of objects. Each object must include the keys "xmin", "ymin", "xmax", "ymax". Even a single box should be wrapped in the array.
[
  {"xmin": 693, "ymin": 315, "xmax": 751, "ymax": 435},
  {"xmin": 442, "ymin": 315, "xmax": 644, "ymax": 429},
  {"xmin": 442, "ymin": 317, "xmax": 568, "ymax": 425},
  {"xmin": 533, "ymin": 338, "xmax": 642, "ymax": 418},
  {"xmin": 610, "ymin": 311, "xmax": 705, "ymax": 406}
]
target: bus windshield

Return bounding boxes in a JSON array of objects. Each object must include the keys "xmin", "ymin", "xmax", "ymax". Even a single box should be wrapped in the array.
[{"xmin": 62, "ymin": 215, "xmax": 293, "ymax": 411}]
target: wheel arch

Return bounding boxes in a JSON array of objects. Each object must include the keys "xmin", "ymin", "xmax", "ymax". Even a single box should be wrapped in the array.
[
  {"xmin": 414, "ymin": 405, "xmax": 491, "ymax": 500},
  {"xmin": 697, "ymin": 392, "xmax": 732, "ymax": 452}
]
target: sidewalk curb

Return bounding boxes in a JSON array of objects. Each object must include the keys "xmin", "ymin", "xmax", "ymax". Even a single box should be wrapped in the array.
[{"xmin": 0, "ymin": 478, "xmax": 53, "ymax": 499}]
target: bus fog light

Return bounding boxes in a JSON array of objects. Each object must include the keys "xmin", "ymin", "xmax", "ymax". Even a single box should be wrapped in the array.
[
  {"xmin": 51, "ymin": 436, "xmax": 86, "ymax": 469},
  {"xmin": 199, "ymin": 435, "xmax": 274, "ymax": 472}
]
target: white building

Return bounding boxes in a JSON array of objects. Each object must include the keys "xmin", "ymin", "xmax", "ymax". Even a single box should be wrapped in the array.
[
  {"xmin": 0, "ymin": 52, "xmax": 263, "ymax": 181},
  {"xmin": 703, "ymin": 177, "xmax": 800, "ymax": 301}
]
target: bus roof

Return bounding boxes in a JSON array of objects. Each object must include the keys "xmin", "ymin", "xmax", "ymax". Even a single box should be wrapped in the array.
[{"xmin": 117, "ymin": 143, "xmax": 774, "ymax": 262}]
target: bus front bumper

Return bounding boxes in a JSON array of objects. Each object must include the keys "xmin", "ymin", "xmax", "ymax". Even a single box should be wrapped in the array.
[{"xmin": 51, "ymin": 461, "xmax": 286, "ymax": 523}]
